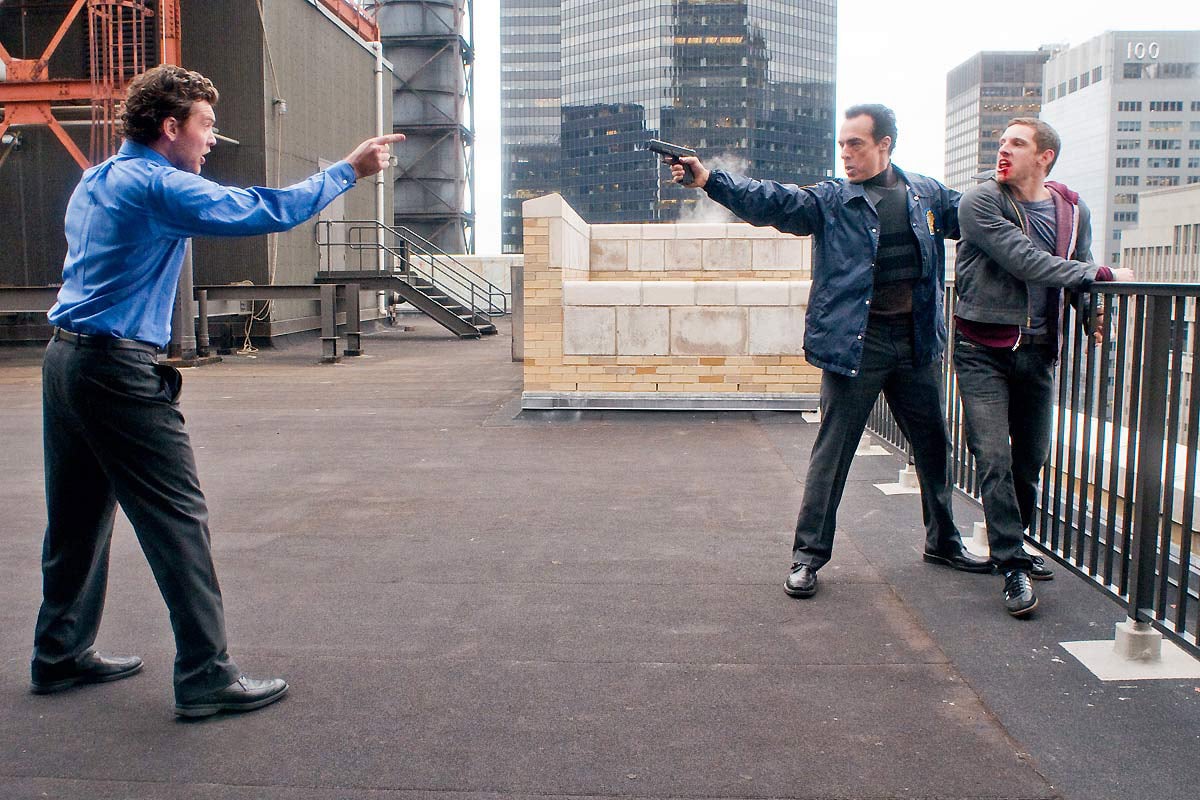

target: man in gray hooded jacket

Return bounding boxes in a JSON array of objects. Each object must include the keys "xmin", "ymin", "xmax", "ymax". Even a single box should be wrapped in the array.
[{"xmin": 954, "ymin": 117, "xmax": 1134, "ymax": 617}]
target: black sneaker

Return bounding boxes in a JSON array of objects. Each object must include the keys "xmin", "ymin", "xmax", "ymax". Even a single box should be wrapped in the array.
[
  {"xmin": 1029, "ymin": 554, "xmax": 1055, "ymax": 581},
  {"xmin": 1003, "ymin": 570, "xmax": 1038, "ymax": 617}
]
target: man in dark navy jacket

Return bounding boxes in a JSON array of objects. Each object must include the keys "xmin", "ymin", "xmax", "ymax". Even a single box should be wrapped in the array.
[{"xmin": 669, "ymin": 104, "xmax": 989, "ymax": 598}]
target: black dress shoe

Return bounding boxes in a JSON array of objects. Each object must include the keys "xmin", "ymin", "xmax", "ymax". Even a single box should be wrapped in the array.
[
  {"xmin": 1003, "ymin": 570, "xmax": 1038, "ymax": 617},
  {"xmin": 784, "ymin": 563, "xmax": 818, "ymax": 598},
  {"xmin": 1029, "ymin": 554, "xmax": 1055, "ymax": 581},
  {"xmin": 174, "ymin": 675, "xmax": 288, "ymax": 718},
  {"xmin": 31, "ymin": 651, "xmax": 144, "ymax": 694},
  {"xmin": 922, "ymin": 546, "xmax": 992, "ymax": 573}
]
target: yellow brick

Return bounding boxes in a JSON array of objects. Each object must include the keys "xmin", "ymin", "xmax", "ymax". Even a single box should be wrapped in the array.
[
  {"xmin": 699, "ymin": 357, "xmax": 726, "ymax": 366},
  {"xmin": 698, "ymin": 375, "xmax": 725, "ymax": 383}
]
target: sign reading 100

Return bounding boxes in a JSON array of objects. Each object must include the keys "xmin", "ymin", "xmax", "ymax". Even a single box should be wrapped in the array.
[{"xmin": 1127, "ymin": 41, "xmax": 1160, "ymax": 60}]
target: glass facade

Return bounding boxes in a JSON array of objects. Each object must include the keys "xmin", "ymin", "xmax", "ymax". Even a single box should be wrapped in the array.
[
  {"xmin": 501, "ymin": 0, "xmax": 563, "ymax": 253},
  {"xmin": 944, "ymin": 50, "xmax": 1051, "ymax": 193},
  {"xmin": 501, "ymin": 0, "xmax": 836, "ymax": 252}
]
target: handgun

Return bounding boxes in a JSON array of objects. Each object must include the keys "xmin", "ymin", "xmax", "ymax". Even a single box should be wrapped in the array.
[{"xmin": 647, "ymin": 139, "xmax": 697, "ymax": 185}]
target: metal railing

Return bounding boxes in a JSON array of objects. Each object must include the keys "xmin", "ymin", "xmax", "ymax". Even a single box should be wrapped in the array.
[
  {"xmin": 868, "ymin": 282, "xmax": 1200, "ymax": 658},
  {"xmin": 316, "ymin": 219, "xmax": 509, "ymax": 318}
]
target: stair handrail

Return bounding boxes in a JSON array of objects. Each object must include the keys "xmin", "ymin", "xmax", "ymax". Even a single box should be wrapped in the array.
[{"xmin": 316, "ymin": 219, "xmax": 509, "ymax": 318}]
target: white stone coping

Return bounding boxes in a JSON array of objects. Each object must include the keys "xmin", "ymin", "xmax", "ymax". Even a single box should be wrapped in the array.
[{"xmin": 563, "ymin": 279, "xmax": 811, "ymax": 307}]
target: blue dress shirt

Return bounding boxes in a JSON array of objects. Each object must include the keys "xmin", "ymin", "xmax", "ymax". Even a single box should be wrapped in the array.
[{"xmin": 48, "ymin": 140, "xmax": 357, "ymax": 347}]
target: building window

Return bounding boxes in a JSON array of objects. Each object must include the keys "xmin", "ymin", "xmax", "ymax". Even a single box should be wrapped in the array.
[
  {"xmin": 1113, "ymin": 193, "xmax": 1139, "ymax": 204},
  {"xmin": 1189, "ymin": 176, "xmax": 1200, "ymax": 184},
  {"xmin": 1115, "ymin": 157, "xmax": 1141, "ymax": 168},
  {"xmin": 1093, "ymin": 66, "xmax": 1103, "ymax": 83},
  {"xmin": 1114, "ymin": 212, "xmax": 1139, "ymax": 223},
  {"xmin": 1149, "ymin": 100, "xmax": 1184, "ymax": 112},
  {"xmin": 1118, "ymin": 100, "xmax": 1142, "ymax": 112},
  {"xmin": 1069, "ymin": 76, "xmax": 1079, "ymax": 92},
  {"xmin": 1116, "ymin": 139, "xmax": 1140, "ymax": 150},
  {"xmin": 1191, "ymin": 140, "xmax": 1200, "ymax": 150},
  {"xmin": 1123, "ymin": 63, "xmax": 1143, "ymax": 79},
  {"xmin": 1146, "ymin": 176, "xmax": 1181, "ymax": 187},
  {"xmin": 1189, "ymin": 157, "xmax": 1200, "ymax": 169},
  {"xmin": 1115, "ymin": 175, "xmax": 1140, "ymax": 186},
  {"xmin": 1047, "ymin": 86, "xmax": 1056, "ymax": 102},
  {"xmin": 1193, "ymin": 101, "xmax": 1200, "ymax": 111},
  {"xmin": 1147, "ymin": 157, "xmax": 1180, "ymax": 168},
  {"xmin": 1080, "ymin": 72, "xmax": 1091, "ymax": 89},
  {"xmin": 1147, "ymin": 139, "xmax": 1182, "ymax": 150},
  {"xmin": 1118, "ymin": 120, "xmax": 1142, "ymax": 132},
  {"xmin": 1149, "ymin": 120, "xmax": 1183, "ymax": 131}
]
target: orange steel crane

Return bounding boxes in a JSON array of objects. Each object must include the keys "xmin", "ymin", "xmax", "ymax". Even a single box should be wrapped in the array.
[{"xmin": 0, "ymin": 0, "xmax": 182, "ymax": 170}]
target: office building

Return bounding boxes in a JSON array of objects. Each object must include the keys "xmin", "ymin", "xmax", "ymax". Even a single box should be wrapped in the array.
[
  {"xmin": 1038, "ymin": 30, "xmax": 1200, "ymax": 265},
  {"xmin": 500, "ymin": 0, "xmax": 836, "ymax": 253},
  {"xmin": 944, "ymin": 49, "xmax": 1056, "ymax": 193}
]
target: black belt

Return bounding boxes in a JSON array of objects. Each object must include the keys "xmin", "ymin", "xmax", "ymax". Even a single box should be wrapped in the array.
[{"xmin": 53, "ymin": 327, "xmax": 160, "ymax": 355}]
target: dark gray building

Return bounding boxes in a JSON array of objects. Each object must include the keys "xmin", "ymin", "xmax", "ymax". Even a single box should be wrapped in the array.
[
  {"xmin": 1, "ymin": 0, "xmax": 390, "ymax": 341},
  {"xmin": 501, "ymin": 0, "xmax": 836, "ymax": 253},
  {"xmin": 944, "ymin": 48, "xmax": 1056, "ymax": 193}
]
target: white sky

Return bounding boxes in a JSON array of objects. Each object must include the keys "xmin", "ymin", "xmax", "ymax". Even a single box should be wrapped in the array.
[{"xmin": 471, "ymin": 1, "xmax": 1200, "ymax": 255}]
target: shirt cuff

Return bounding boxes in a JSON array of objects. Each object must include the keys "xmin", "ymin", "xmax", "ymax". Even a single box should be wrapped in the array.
[
  {"xmin": 329, "ymin": 160, "xmax": 357, "ymax": 189},
  {"xmin": 1096, "ymin": 266, "xmax": 1114, "ymax": 281}
]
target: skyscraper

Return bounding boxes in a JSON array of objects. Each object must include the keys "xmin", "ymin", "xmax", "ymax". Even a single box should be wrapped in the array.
[
  {"xmin": 501, "ymin": 0, "xmax": 836, "ymax": 253},
  {"xmin": 944, "ymin": 49, "xmax": 1056, "ymax": 193},
  {"xmin": 1038, "ymin": 30, "xmax": 1200, "ymax": 265}
]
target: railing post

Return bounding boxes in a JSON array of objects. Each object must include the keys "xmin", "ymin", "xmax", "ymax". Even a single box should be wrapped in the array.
[
  {"xmin": 196, "ymin": 289, "xmax": 210, "ymax": 356},
  {"xmin": 1127, "ymin": 294, "xmax": 1171, "ymax": 623},
  {"xmin": 320, "ymin": 283, "xmax": 339, "ymax": 363},
  {"xmin": 344, "ymin": 283, "xmax": 362, "ymax": 356}
]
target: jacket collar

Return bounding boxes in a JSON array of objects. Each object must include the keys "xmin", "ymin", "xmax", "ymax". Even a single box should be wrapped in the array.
[{"xmin": 838, "ymin": 163, "xmax": 913, "ymax": 205}]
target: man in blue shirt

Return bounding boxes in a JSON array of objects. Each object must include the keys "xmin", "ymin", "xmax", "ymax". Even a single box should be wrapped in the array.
[{"xmin": 32, "ymin": 64, "xmax": 402, "ymax": 717}]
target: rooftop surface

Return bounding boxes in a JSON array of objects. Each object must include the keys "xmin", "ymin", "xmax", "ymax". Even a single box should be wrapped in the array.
[{"xmin": 1, "ymin": 317, "xmax": 1197, "ymax": 800}]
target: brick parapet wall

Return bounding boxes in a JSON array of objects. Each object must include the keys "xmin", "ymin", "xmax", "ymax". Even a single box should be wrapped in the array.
[{"xmin": 520, "ymin": 194, "xmax": 821, "ymax": 402}]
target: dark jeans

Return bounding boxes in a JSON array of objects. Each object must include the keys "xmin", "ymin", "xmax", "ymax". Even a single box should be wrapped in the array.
[
  {"xmin": 952, "ymin": 332, "xmax": 1055, "ymax": 572},
  {"xmin": 792, "ymin": 316, "xmax": 964, "ymax": 569},
  {"xmin": 33, "ymin": 337, "xmax": 240, "ymax": 701}
]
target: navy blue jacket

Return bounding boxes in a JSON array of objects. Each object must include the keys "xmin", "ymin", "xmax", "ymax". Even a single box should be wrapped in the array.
[{"xmin": 704, "ymin": 165, "xmax": 961, "ymax": 376}]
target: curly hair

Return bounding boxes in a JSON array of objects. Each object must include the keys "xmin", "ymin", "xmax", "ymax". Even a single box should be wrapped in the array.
[{"xmin": 118, "ymin": 64, "xmax": 219, "ymax": 145}]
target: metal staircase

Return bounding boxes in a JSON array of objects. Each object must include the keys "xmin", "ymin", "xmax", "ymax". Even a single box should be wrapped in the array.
[{"xmin": 315, "ymin": 220, "xmax": 507, "ymax": 339}]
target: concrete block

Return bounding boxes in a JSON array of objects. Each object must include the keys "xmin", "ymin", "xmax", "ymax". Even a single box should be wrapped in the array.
[
  {"xmin": 641, "ymin": 224, "xmax": 677, "ymax": 240},
  {"xmin": 737, "ymin": 281, "xmax": 789, "ymax": 306},
  {"xmin": 637, "ymin": 240, "xmax": 666, "ymax": 271},
  {"xmin": 789, "ymin": 281, "xmax": 812, "ymax": 306},
  {"xmin": 563, "ymin": 306, "xmax": 616, "ymax": 355},
  {"xmin": 729, "ymin": 222, "xmax": 783, "ymax": 238},
  {"xmin": 1113, "ymin": 619, "xmax": 1163, "ymax": 662},
  {"xmin": 563, "ymin": 281, "xmax": 641, "ymax": 306},
  {"xmin": 751, "ymin": 240, "xmax": 779, "ymax": 269},
  {"xmin": 664, "ymin": 239, "xmax": 703, "ymax": 270},
  {"xmin": 591, "ymin": 224, "xmax": 643, "ymax": 240},
  {"xmin": 696, "ymin": 281, "xmax": 738, "ymax": 306},
  {"xmin": 671, "ymin": 307, "xmax": 747, "ymax": 355},
  {"xmin": 776, "ymin": 238, "xmax": 808, "ymax": 268},
  {"xmin": 643, "ymin": 281, "xmax": 697, "ymax": 306},
  {"xmin": 676, "ymin": 223, "xmax": 728, "ymax": 239},
  {"xmin": 702, "ymin": 238, "xmax": 752, "ymax": 270},
  {"xmin": 747, "ymin": 306, "xmax": 805, "ymax": 355},
  {"xmin": 591, "ymin": 239, "xmax": 629, "ymax": 271},
  {"xmin": 617, "ymin": 307, "xmax": 670, "ymax": 355}
]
